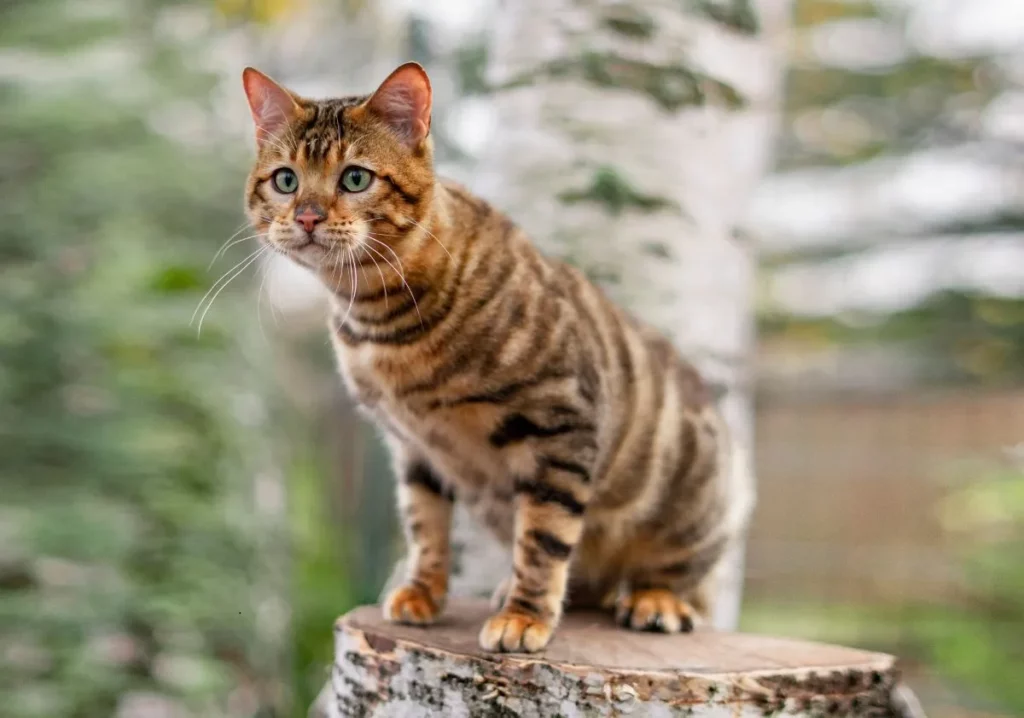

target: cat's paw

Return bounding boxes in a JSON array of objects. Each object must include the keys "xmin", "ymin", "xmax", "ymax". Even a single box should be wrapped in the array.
[
  {"xmin": 615, "ymin": 588, "xmax": 697, "ymax": 634},
  {"xmin": 478, "ymin": 609, "xmax": 555, "ymax": 653},
  {"xmin": 383, "ymin": 582, "xmax": 444, "ymax": 625}
]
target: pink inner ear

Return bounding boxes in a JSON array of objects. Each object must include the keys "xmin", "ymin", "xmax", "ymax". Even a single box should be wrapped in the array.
[
  {"xmin": 367, "ymin": 64, "xmax": 432, "ymax": 147},
  {"xmin": 242, "ymin": 68, "xmax": 296, "ymax": 144}
]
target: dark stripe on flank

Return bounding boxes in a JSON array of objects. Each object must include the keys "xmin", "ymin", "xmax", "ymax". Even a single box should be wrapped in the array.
[
  {"xmin": 489, "ymin": 413, "xmax": 595, "ymax": 448},
  {"xmin": 514, "ymin": 479, "xmax": 586, "ymax": 516},
  {"xmin": 543, "ymin": 456, "xmax": 591, "ymax": 482},
  {"xmin": 431, "ymin": 369, "xmax": 574, "ymax": 409},
  {"xmin": 406, "ymin": 462, "xmax": 454, "ymax": 501}
]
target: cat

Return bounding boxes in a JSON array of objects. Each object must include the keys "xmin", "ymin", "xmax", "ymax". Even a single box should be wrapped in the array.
[{"xmin": 241, "ymin": 62, "xmax": 753, "ymax": 653}]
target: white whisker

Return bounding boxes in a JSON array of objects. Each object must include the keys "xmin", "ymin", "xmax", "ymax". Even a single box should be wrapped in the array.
[
  {"xmin": 208, "ymin": 220, "xmax": 255, "ymax": 269},
  {"xmin": 255, "ymin": 253, "xmax": 279, "ymax": 342},
  {"xmin": 362, "ymin": 241, "xmax": 422, "ymax": 328},
  {"xmin": 338, "ymin": 246, "xmax": 359, "ymax": 328},
  {"xmin": 360, "ymin": 245, "xmax": 388, "ymax": 310},
  {"xmin": 196, "ymin": 246, "xmax": 268, "ymax": 336},
  {"xmin": 365, "ymin": 234, "xmax": 409, "ymax": 281},
  {"xmin": 192, "ymin": 246, "xmax": 265, "ymax": 326},
  {"xmin": 208, "ymin": 231, "xmax": 266, "ymax": 270},
  {"xmin": 405, "ymin": 216, "xmax": 453, "ymax": 262}
]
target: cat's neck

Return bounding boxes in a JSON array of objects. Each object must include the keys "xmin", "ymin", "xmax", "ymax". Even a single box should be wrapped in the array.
[{"xmin": 322, "ymin": 180, "xmax": 459, "ymax": 320}]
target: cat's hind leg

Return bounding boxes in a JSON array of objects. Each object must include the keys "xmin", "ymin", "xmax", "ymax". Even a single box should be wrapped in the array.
[
  {"xmin": 614, "ymin": 587, "xmax": 699, "ymax": 633},
  {"xmin": 614, "ymin": 537, "xmax": 726, "ymax": 633}
]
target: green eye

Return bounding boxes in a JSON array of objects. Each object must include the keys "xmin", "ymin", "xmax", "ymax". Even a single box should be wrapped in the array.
[
  {"xmin": 272, "ymin": 168, "xmax": 298, "ymax": 194},
  {"xmin": 340, "ymin": 166, "xmax": 373, "ymax": 193}
]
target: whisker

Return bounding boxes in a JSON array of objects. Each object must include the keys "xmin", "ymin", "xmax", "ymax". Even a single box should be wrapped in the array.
[
  {"xmin": 405, "ymin": 216, "xmax": 453, "ymax": 262},
  {"xmin": 338, "ymin": 246, "xmax": 359, "ymax": 328},
  {"xmin": 262, "ymin": 131, "xmax": 293, "ymax": 157},
  {"xmin": 365, "ymin": 235, "xmax": 410, "ymax": 281},
  {"xmin": 358, "ymin": 245, "xmax": 389, "ymax": 310},
  {"xmin": 207, "ymin": 220, "xmax": 253, "ymax": 269},
  {"xmin": 328, "ymin": 244, "xmax": 348, "ymax": 298},
  {"xmin": 356, "ymin": 254, "xmax": 376, "ymax": 306},
  {"xmin": 362, "ymin": 236, "xmax": 406, "ymax": 282},
  {"xmin": 362, "ymin": 242, "xmax": 423, "ymax": 328},
  {"xmin": 255, "ymin": 253, "xmax": 279, "ymax": 341},
  {"xmin": 208, "ymin": 231, "xmax": 266, "ymax": 270},
  {"xmin": 196, "ymin": 246, "xmax": 269, "ymax": 336},
  {"xmin": 192, "ymin": 246, "xmax": 265, "ymax": 326}
]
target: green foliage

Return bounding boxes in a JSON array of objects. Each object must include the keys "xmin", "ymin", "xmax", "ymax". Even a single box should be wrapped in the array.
[
  {"xmin": 743, "ymin": 462, "xmax": 1024, "ymax": 713},
  {"xmin": 602, "ymin": 5, "xmax": 657, "ymax": 39},
  {"xmin": 497, "ymin": 51, "xmax": 746, "ymax": 111},
  {"xmin": 932, "ymin": 463, "xmax": 1024, "ymax": 709},
  {"xmin": 760, "ymin": 291, "xmax": 1024, "ymax": 384},
  {"xmin": 763, "ymin": 0, "xmax": 1024, "ymax": 386},
  {"xmin": 0, "ymin": 0, "xmax": 294, "ymax": 715},
  {"xmin": 558, "ymin": 166, "xmax": 680, "ymax": 217},
  {"xmin": 689, "ymin": 0, "xmax": 760, "ymax": 35},
  {"xmin": 758, "ymin": 5, "xmax": 1024, "ymax": 710}
]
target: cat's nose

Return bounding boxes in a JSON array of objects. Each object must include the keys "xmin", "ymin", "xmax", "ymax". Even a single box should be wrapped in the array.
[{"xmin": 294, "ymin": 205, "xmax": 326, "ymax": 233}]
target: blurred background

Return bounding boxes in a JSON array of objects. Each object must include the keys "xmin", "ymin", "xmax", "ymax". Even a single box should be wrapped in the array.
[{"xmin": 1, "ymin": 0, "xmax": 1021, "ymax": 716}]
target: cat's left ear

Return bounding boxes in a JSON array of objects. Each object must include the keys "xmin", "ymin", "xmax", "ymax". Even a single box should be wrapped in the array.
[
  {"xmin": 364, "ymin": 62, "xmax": 432, "ymax": 148},
  {"xmin": 242, "ymin": 67, "xmax": 299, "ymax": 146}
]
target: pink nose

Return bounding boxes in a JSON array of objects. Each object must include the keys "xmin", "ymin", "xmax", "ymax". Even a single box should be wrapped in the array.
[{"xmin": 295, "ymin": 207, "xmax": 325, "ymax": 233}]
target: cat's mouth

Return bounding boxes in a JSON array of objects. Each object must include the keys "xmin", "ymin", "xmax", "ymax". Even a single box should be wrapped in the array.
[{"xmin": 282, "ymin": 235, "xmax": 354, "ymax": 268}]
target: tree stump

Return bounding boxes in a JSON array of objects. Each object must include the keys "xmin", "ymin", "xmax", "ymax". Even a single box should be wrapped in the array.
[{"xmin": 329, "ymin": 599, "xmax": 904, "ymax": 717}]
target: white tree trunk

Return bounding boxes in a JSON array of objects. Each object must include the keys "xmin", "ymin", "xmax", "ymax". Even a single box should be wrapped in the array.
[
  {"xmin": 460, "ymin": 0, "xmax": 791, "ymax": 630},
  {"xmin": 328, "ymin": 600, "xmax": 904, "ymax": 717}
]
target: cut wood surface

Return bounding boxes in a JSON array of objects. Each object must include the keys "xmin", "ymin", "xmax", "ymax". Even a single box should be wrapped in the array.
[{"xmin": 329, "ymin": 599, "xmax": 903, "ymax": 717}]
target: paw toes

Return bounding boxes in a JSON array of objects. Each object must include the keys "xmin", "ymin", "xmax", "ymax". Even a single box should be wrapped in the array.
[
  {"xmin": 479, "ymin": 611, "xmax": 554, "ymax": 653},
  {"xmin": 383, "ymin": 583, "xmax": 441, "ymax": 625},
  {"xmin": 615, "ymin": 589, "xmax": 696, "ymax": 635}
]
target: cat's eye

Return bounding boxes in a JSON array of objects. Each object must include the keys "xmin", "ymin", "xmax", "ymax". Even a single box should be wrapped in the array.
[
  {"xmin": 340, "ymin": 166, "xmax": 373, "ymax": 193},
  {"xmin": 272, "ymin": 168, "xmax": 299, "ymax": 194}
]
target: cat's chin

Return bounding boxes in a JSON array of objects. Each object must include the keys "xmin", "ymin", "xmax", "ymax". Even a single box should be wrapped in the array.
[{"xmin": 276, "ymin": 240, "xmax": 327, "ymax": 268}]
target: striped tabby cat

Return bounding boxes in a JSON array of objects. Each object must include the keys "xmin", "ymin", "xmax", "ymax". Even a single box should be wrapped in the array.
[{"xmin": 241, "ymin": 63, "xmax": 753, "ymax": 653}]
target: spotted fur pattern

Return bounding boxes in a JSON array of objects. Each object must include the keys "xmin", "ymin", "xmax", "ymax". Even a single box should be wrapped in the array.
[{"xmin": 242, "ymin": 63, "xmax": 753, "ymax": 653}]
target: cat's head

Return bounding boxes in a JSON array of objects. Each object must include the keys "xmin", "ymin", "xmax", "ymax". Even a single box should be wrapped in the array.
[{"xmin": 241, "ymin": 63, "xmax": 434, "ymax": 270}]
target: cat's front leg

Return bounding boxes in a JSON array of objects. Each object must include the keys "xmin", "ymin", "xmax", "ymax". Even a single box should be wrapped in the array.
[
  {"xmin": 479, "ymin": 457, "xmax": 593, "ymax": 652},
  {"xmin": 382, "ymin": 456, "xmax": 454, "ymax": 625}
]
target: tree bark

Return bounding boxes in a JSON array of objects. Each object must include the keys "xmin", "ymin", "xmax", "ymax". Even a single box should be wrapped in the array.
[
  {"xmin": 328, "ymin": 599, "xmax": 903, "ymax": 717},
  {"xmin": 453, "ymin": 0, "xmax": 791, "ymax": 630}
]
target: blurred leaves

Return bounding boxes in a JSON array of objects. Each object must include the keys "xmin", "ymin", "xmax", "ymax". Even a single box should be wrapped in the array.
[
  {"xmin": 761, "ymin": 291, "xmax": 1024, "ymax": 385},
  {"xmin": 0, "ymin": 0, "xmax": 289, "ymax": 716},
  {"xmin": 934, "ymin": 460, "xmax": 1024, "ymax": 711},
  {"xmin": 757, "ymin": 4, "xmax": 1024, "ymax": 712}
]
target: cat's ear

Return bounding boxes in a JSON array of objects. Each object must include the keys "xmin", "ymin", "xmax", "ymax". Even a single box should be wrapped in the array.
[
  {"xmin": 242, "ymin": 67, "xmax": 299, "ymax": 146},
  {"xmin": 364, "ymin": 62, "xmax": 432, "ymax": 148}
]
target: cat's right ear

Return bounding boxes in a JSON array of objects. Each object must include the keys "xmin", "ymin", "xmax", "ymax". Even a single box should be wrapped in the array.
[{"xmin": 242, "ymin": 67, "xmax": 298, "ymax": 146}]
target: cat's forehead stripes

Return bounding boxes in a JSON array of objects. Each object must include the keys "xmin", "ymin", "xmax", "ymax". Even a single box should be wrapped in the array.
[{"xmin": 291, "ymin": 95, "xmax": 368, "ymax": 162}]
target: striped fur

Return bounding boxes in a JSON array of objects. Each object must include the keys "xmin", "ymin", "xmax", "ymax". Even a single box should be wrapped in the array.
[{"xmin": 242, "ymin": 64, "xmax": 753, "ymax": 653}]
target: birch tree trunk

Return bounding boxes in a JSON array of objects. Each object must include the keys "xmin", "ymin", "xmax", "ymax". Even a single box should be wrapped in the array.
[{"xmin": 462, "ymin": 0, "xmax": 792, "ymax": 630}]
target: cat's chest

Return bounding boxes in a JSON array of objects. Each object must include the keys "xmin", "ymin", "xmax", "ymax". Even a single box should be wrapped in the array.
[{"xmin": 337, "ymin": 348, "xmax": 504, "ymax": 466}]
